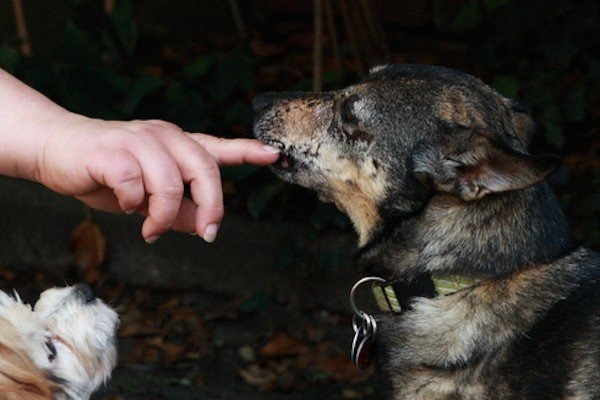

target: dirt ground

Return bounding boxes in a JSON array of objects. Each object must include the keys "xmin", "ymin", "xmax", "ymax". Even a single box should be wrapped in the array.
[
  {"xmin": 93, "ymin": 284, "xmax": 385, "ymax": 399},
  {"xmin": 2, "ymin": 268, "xmax": 384, "ymax": 400}
]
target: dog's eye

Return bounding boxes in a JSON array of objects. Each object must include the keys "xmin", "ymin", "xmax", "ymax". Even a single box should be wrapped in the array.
[
  {"xmin": 46, "ymin": 339, "xmax": 57, "ymax": 362},
  {"xmin": 341, "ymin": 95, "xmax": 360, "ymax": 124},
  {"xmin": 346, "ymin": 129, "xmax": 373, "ymax": 143}
]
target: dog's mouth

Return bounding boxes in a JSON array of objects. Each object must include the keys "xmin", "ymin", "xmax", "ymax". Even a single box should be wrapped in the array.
[
  {"xmin": 275, "ymin": 152, "xmax": 296, "ymax": 170},
  {"xmin": 259, "ymin": 138, "xmax": 308, "ymax": 175}
]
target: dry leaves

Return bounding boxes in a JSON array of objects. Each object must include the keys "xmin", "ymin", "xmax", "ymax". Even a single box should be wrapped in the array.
[
  {"xmin": 118, "ymin": 295, "xmax": 208, "ymax": 367},
  {"xmin": 239, "ymin": 330, "xmax": 373, "ymax": 393},
  {"xmin": 238, "ymin": 363, "xmax": 278, "ymax": 392},
  {"xmin": 69, "ymin": 213, "xmax": 106, "ymax": 283},
  {"xmin": 259, "ymin": 332, "xmax": 309, "ymax": 358}
]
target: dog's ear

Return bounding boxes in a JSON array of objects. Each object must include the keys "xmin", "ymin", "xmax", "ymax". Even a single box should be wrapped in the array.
[
  {"xmin": 0, "ymin": 321, "xmax": 56, "ymax": 400},
  {"xmin": 414, "ymin": 135, "xmax": 561, "ymax": 201},
  {"xmin": 502, "ymin": 97, "xmax": 537, "ymax": 148},
  {"xmin": 423, "ymin": 88, "xmax": 560, "ymax": 200}
]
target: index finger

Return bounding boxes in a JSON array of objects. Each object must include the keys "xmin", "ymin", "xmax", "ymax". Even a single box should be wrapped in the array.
[{"xmin": 189, "ymin": 134, "xmax": 280, "ymax": 166}]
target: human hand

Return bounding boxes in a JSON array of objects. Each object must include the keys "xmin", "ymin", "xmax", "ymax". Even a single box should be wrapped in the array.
[{"xmin": 35, "ymin": 116, "xmax": 279, "ymax": 243}]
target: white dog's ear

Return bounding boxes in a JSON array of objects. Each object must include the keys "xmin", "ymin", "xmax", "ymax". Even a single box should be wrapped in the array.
[
  {"xmin": 0, "ymin": 320, "xmax": 56, "ymax": 400},
  {"xmin": 414, "ymin": 137, "xmax": 561, "ymax": 201}
]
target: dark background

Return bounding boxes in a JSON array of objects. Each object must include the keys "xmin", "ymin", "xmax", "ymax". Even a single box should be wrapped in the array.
[{"xmin": 0, "ymin": 1, "xmax": 598, "ymax": 399}]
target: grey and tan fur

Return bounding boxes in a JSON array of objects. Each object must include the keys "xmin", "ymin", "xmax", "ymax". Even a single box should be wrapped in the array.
[{"xmin": 252, "ymin": 64, "xmax": 599, "ymax": 400}]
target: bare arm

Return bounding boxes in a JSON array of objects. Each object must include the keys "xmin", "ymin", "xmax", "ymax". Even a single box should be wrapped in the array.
[{"xmin": 0, "ymin": 69, "xmax": 279, "ymax": 243}]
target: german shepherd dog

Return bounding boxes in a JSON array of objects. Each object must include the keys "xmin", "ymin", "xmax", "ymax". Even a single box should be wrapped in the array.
[{"xmin": 252, "ymin": 64, "xmax": 599, "ymax": 399}]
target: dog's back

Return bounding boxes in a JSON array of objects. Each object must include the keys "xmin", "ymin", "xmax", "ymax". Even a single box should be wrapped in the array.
[{"xmin": 494, "ymin": 258, "xmax": 599, "ymax": 399}]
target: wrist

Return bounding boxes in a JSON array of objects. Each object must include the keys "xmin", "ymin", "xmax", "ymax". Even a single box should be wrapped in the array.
[{"xmin": 32, "ymin": 112, "xmax": 91, "ymax": 189}]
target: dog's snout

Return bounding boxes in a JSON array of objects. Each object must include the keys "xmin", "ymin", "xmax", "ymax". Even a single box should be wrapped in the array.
[
  {"xmin": 252, "ymin": 93, "xmax": 276, "ymax": 113},
  {"xmin": 74, "ymin": 283, "xmax": 96, "ymax": 303}
]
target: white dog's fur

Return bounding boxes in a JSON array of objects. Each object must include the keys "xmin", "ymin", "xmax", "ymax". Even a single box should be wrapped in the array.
[{"xmin": 0, "ymin": 285, "xmax": 118, "ymax": 400}]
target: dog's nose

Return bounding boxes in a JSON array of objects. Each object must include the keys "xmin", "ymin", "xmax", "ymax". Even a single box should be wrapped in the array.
[
  {"xmin": 74, "ymin": 283, "xmax": 96, "ymax": 303},
  {"xmin": 251, "ymin": 93, "xmax": 276, "ymax": 113}
]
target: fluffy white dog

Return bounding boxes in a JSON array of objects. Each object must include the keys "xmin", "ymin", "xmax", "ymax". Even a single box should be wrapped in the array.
[{"xmin": 0, "ymin": 284, "xmax": 118, "ymax": 400}]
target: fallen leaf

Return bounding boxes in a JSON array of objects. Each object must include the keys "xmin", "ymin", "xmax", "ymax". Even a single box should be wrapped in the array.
[
  {"xmin": 342, "ymin": 388, "xmax": 364, "ymax": 399},
  {"xmin": 119, "ymin": 317, "xmax": 162, "ymax": 337},
  {"xmin": 0, "ymin": 268, "xmax": 15, "ymax": 282},
  {"xmin": 315, "ymin": 355, "xmax": 373, "ymax": 383},
  {"xmin": 70, "ymin": 214, "xmax": 106, "ymax": 283},
  {"xmin": 305, "ymin": 324, "xmax": 327, "ymax": 342},
  {"xmin": 238, "ymin": 364, "xmax": 277, "ymax": 392},
  {"xmin": 260, "ymin": 332, "xmax": 309, "ymax": 358},
  {"xmin": 160, "ymin": 341, "xmax": 187, "ymax": 365},
  {"xmin": 267, "ymin": 358, "xmax": 295, "ymax": 375}
]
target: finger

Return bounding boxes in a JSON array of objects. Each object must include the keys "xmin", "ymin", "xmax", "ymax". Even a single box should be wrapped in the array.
[
  {"xmin": 97, "ymin": 150, "xmax": 146, "ymax": 213},
  {"xmin": 122, "ymin": 139, "xmax": 184, "ymax": 242},
  {"xmin": 190, "ymin": 172, "xmax": 223, "ymax": 242},
  {"xmin": 166, "ymin": 138, "xmax": 225, "ymax": 241},
  {"xmin": 189, "ymin": 134, "xmax": 280, "ymax": 166}
]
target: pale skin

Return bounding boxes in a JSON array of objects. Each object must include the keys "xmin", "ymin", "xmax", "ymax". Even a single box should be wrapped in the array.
[{"xmin": 0, "ymin": 69, "xmax": 280, "ymax": 243}]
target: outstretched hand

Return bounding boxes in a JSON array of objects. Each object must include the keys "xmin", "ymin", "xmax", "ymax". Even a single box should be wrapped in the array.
[{"xmin": 36, "ymin": 117, "xmax": 279, "ymax": 243}]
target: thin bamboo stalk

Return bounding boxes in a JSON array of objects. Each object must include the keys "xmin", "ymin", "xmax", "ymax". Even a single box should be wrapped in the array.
[
  {"xmin": 104, "ymin": 0, "xmax": 116, "ymax": 14},
  {"xmin": 11, "ymin": 0, "xmax": 32, "ymax": 56},
  {"xmin": 228, "ymin": 0, "xmax": 247, "ymax": 40},
  {"xmin": 338, "ymin": 0, "xmax": 364, "ymax": 75},
  {"xmin": 313, "ymin": 0, "xmax": 323, "ymax": 91},
  {"xmin": 351, "ymin": 1, "xmax": 371, "ymax": 68},
  {"xmin": 324, "ymin": 0, "xmax": 342, "ymax": 76},
  {"xmin": 359, "ymin": 0, "xmax": 377, "ymax": 42},
  {"xmin": 361, "ymin": 0, "xmax": 390, "ymax": 61}
]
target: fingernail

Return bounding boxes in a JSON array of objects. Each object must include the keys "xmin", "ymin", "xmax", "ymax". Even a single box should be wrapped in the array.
[
  {"xmin": 262, "ymin": 145, "xmax": 280, "ymax": 154},
  {"xmin": 125, "ymin": 209, "xmax": 136, "ymax": 215},
  {"xmin": 145, "ymin": 235, "xmax": 160, "ymax": 244},
  {"xmin": 203, "ymin": 224, "xmax": 219, "ymax": 243},
  {"xmin": 190, "ymin": 232, "xmax": 198, "ymax": 236}
]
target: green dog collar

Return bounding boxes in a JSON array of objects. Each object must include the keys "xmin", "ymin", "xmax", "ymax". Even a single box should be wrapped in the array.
[{"xmin": 372, "ymin": 274, "xmax": 488, "ymax": 313}]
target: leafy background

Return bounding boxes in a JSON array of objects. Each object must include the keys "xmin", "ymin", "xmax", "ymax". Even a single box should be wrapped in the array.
[{"xmin": 1, "ymin": 0, "xmax": 597, "ymax": 247}]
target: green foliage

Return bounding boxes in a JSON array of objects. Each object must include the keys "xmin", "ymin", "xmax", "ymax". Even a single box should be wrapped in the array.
[
  {"xmin": 0, "ymin": 48, "xmax": 19, "ymax": 72},
  {"xmin": 457, "ymin": 0, "xmax": 599, "ymax": 150},
  {"xmin": 240, "ymin": 290, "xmax": 269, "ymax": 313},
  {"xmin": 453, "ymin": 2, "xmax": 482, "ymax": 30},
  {"xmin": 108, "ymin": 0, "xmax": 138, "ymax": 56},
  {"xmin": 455, "ymin": 0, "xmax": 599, "ymax": 245},
  {"xmin": 491, "ymin": 75, "xmax": 519, "ymax": 99},
  {"xmin": 0, "ymin": 0, "xmax": 352, "ymax": 268},
  {"xmin": 303, "ymin": 369, "xmax": 330, "ymax": 383},
  {"xmin": 1, "ymin": 0, "xmax": 257, "ymax": 133}
]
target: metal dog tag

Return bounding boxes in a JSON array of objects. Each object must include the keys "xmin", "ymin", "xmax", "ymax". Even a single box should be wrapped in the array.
[
  {"xmin": 354, "ymin": 334, "xmax": 376, "ymax": 370},
  {"xmin": 351, "ymin": 312, "xmax": 378, "ymax": 370}
]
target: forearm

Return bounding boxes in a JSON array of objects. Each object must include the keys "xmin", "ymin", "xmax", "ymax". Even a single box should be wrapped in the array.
[{"xmin": 0, "ymin": 69, "xmax": 80, "ymax": 182}]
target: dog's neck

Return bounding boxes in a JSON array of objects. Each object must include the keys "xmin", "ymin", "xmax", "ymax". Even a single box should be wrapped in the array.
[{"xmin": 358, "ymin": 183, "xmax": 576, "ymax": 280}]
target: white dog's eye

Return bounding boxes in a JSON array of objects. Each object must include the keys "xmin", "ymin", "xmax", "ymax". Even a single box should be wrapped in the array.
[{"xmin": 46, "ymin": 339, "xmax": 57, "ymax": 361}]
